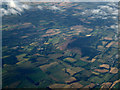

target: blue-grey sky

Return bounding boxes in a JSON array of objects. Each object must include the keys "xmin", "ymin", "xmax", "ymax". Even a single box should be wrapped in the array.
[{"xmin": 1, "ymin": 0, "xmax": 120, "ymax": 2}]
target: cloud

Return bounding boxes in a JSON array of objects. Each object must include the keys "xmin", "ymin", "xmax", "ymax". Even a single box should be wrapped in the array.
[
  {"xmin": 37, "ymin": 5, "xmax": 43, "ymax": 10},
  {"xmin": 1, "ymin": 0, "xmax": 118, "ymax": 18},
  {"xmin": 1, "ymin": 0, "xmax": 30, "ymax": 16},
  {"xmin": 49, "ymin": 6, "xmax": 61, "ymax": 10},
  {"xmin": 92, "ymin": 9, "xmax": 100, "ymax": 14},
  {"xmin": 81, "ymin": 2, "xmax": 118, "ymax": 19},
  {"xmin": 1, "ymin": 0, "xmax": 62, "ymax": 16}
]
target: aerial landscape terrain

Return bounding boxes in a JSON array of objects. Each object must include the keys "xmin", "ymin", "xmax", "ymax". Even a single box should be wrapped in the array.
[{"xmin": 1, "ymin": 1, "xmax": 120, "ymax": 89}]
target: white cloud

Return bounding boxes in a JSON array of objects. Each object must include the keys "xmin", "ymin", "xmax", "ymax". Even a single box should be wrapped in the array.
[
  {"xmin": 1, "ymin": 8, "xmax": 9, "ymax": 15},
  {"xmin": 37, "ymin": 5, "xmax": 43, "ymax": 10},
  {"xmin": 81, "ymin": 2, "xmax": 118, "ymax": 19},
  {"xmin": 1, "ymin": 0, "xmax": 62, "ymax": 16},
  {"xmin": 92, "ymin": 9, "xmax": 100, "ymax": 14},
  {"xmin": 22, "ymin": 4, "xmax": 30, "ymax": 10},
  {"xmin": 1, "ymin": 0, "xmax": 30, "ymax": 16},
  {"xmin": 110, "ymin": 25, "xmax": 118, "ymax": 29},
  {"xmin": 49, "ymin": 6, "xmax": 61, "ymax": 10}
]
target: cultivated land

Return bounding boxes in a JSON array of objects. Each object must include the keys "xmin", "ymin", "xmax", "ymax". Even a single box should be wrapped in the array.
[{"xmin": 2, "ymin": 2, "xmax": 119, "ymax": 89}]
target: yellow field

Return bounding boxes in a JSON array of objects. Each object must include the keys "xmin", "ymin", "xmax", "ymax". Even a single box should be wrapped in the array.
[
  {"xmin": 80, "ymin": 57, "xmax": 96, "ymax": 63},
  {"xmin": 21, "ymin": 36, "xmax": 29, "ymax": 39},
  {"xmin": 16, "ymin": 54, "xmax": 26, "ymax": 61},
  {"xmin": 92, "ymin": 71, "xmax": 100, "ymax": 75},
  {"xmin": 3, "ymin": 55, "xmax": 10, "ymax": 59},
  {"xmin": 110, "ymin": 79, "xmax": 120, "ymax": 89},
  {"xmin": 104, "ymin": 37, "xmax": 113, "ymax": 40},
  {"xmin": 70, "ymin": 82, "xmax": 83, "ymax": 88},
  {"xmin": 110, "ymin": 67, "xmax": 118, "ymax": 74},
  {"xmin": 90, "ymin": 58, "xmax": 96, "ymax": 62},
  {"xmin": 65, "ymin": 77, "xmax": 76, "ymax": 83},
  {"xmin": 106, "ymin": 42, "xmax": 114, "ymax": 48},
  {"xmin": 84, "ymin": 83, "xmax": 95, "ymax": 88},
  {"xmin": 66, "ymin": 67, "xmax": 84, "ymax": 76},
  {"xmin": 99, "ymin": 64, "xmax": 109, "ymax": 69},
  {"xmin": 49, "ymin": 82, "xmax": 83, "ymax": 88},
  {"xmin": 64, "ymin": 57, "xmax": 76, "ymax": 62},
  {"xmin": 49, "ymin": 84, "xmax": 67, "ymax": 88},
  {"xmin": 100, "ymin": 82, "xmax": 112, "ymax": 89},
  {"xmin": 102, "ymin": 41, "xmax": 108, "ymax": 45},
  {"xmin": 94, "ymin": 69, "xmax": 109, "ymax": 73},
  {"xmin": 40, "ymin": 62, "xmax": 58, "ymax": 71}
]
